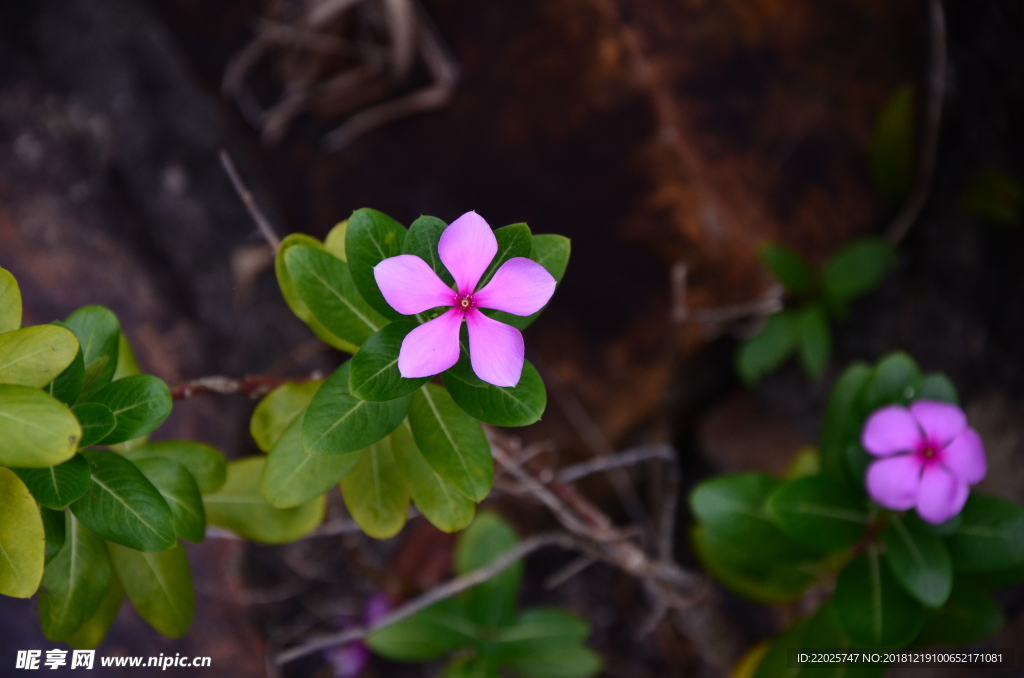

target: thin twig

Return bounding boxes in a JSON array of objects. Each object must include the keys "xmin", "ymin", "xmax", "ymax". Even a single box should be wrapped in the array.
[
  {"xmin": 275, "ymin": 532, "xmax": 581, "ymax": 665},
  {"xmin": 886, "ymin": 0, "xmax": 947, "ymax": 245},
  {"xmin": 171, "ymin": 371, "xmax": 323, "ymax": 400},
  {"xmin": 219, "ymin": 149, "xmax": 281, "ymax": 251},
  {"xmin": 544, "ymin": 556, "xmax": 597, "ymax": 589},
  {"xmin": 557, "ymin": 445, "xmax": 674, "ymax": 484}
]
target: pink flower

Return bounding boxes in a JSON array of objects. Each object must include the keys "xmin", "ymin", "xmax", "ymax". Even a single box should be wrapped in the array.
[
  {"xmin": 324, "ymin": 593, "xmax": 393, "ymax": 678},
  {"xmin": 862, "ymin": 400, "xmax": 986, "ymax": 524},
  {"xmin": 373, "ymin": 212, "xmax": 556, "ymax": 387}
]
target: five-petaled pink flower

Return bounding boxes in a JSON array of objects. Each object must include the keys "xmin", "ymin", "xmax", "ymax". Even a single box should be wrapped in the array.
[
  {"xmin": 862, "ymin": 400, "xmax": 986, "ymax": 524},
  {"xmin": 373, "ymin": 212, "xmax": 556, "ymax": 387}
]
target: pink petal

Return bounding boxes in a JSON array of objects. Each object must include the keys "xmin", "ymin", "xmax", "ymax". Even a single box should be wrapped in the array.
[
  {"xmin": 865, "ymin": 454, "xmax": 922, "ymax": 510},
  {"xmin": 862, "ymin": 405, "xmax": 922, "ymax": 457},
  {"xmin": 910, "ymin": 400, "xmax": 968, "ymax": 446},
  {"xmin": 473, "ymin": 257, "xmax": 556, "ymax": 316},
  {"xmin": 465, "ymin": 308, "xmax": 524, "ymax": 387},
  {"xmin": 941, "ymin": 427, "xmax": 986, "ymax": 484},
  {"xmin": 916, "ymin": 464, "xmax": 969, "ymax": 524},
  {"xmin": 374, "ymin": 255, "xmax": 456, "ymax": 315},
  {"xmin": 398, "ymin": 308, "xmax": 463, "ymax": 378},
  {"xmin": 438, "ymin": 212, "xmax": 498, "ymax": 295}
]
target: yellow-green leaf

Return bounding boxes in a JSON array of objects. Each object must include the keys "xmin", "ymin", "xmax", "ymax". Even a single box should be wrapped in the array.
[
  {"xmin": 341, "ymin": 435, "xmax": 410, "ymax": 539},
  {"xmin": 65, "ymin": 574, "xmax": 124, "ymax": 650},
  {"xmin": 391, "ymin": 421, "xmax": 474, "ymax": 533},
  {"xmin": 261, "ymin": 413, "xmax": 360, "ymax": 509},
  {"xmin": 0, "ymin": 267, "xmax": 21, "ymax": 334},
  {"xmin": 0, "ymin": 468, "xmax": 45, "ymax": 597},
  {"xmin": 250, "ymin": 380, "xmax": 322, "ymax": 453},
  {"xmin": 109, "ymin": 541, "xmax": 194, "ymax": 638},
  {"xmin": 0, "ymin": 326, "xmax": 79, "ymax": 388},
  {"xmin": 0, "ymin": 385, "xmax": 81, "ymax": 468}
]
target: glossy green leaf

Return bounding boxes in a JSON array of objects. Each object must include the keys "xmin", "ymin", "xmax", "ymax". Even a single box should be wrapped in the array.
[
  {"xmin": 914, "ymin": 373, "xmax": 958, "ymax": 405},
  {"xmin": 962, "ymin": 166, "xmax": 1023, "ymax": 225},
  {"xmin": 797, "ymin": 304, "xmax": 831, "ymax": 378},
  {"xmin": 869, "ymin": 84, "xmax": 915, "ymax": 200},
  {"xmin": 367, "ymin": 596, "xmax": 479, "ymax": 661},
  {"xmin": 767, "ymin": 475, "xmax": 870, "ymax": 552},
  {"xmin": 41, "ymin": 507, "xmax": 65, "ymax": 564},
  {"xmin": 736, "ymin": 311, "xmax": 797, "ymax": 386},
  {"xmin": 70, "ymin": 449, "xmax": 176, "ymax": 552},
  {"xmin": 133, "ymin": 458, "xmax": 206, "ymax": 543},
  {"xmin": 488, "ymin": 234, "xmax": 570, "ymax": 330},
  {"xmin": 0, "ymin": 325, "xmax": 78, "ymax": 388},
  {"xmin": 860, "ymin": 351, "xmax": 920, "ymax": 412},
  {"xmin": 109, "ymin": 540, "xmax": 194, "ymax": 638},
  {"xmin": 391, "ymin": 421, "xmax": 475, "ymax": 533},
  {"xmin": 125, "ymin": 440, "xmax": 227, "ymax": 494},
  {"xmin": 323, "ymin": 220, "xmax": 348, "ymax": 260},
  {"xmin": 760, "ymin": 243, "xmax": 815, "ymax": 297},
  {"xmin": 752, "ymin": 616, "xmax": 811, "ymax": 678},
  {"xmin": 478, "ymin": 223, "xmax": 532, "ymax": 288},
  {"xmin": 63, "ymin": 306, "xmax": 120, "ymax": 400},
  {"xmin": 250, "ymin": 380, "xmax": 322, "ymax": 452},
  {"xmin": 409, "ymin": 385, "xmax": 493, "ymax": 502},
  {"xmin": 0, "ymin": 384, "xmax": 81, "ymax": 468},
  {"xmin": 350, "ymin": 321, "xmax": 429, "ymax": 401},
  {"xmin": 341, "ymin": 434, "xmax": 410, "ymax": 539},
  {"xmin": 444, "ymin": 360, "xmax": 546, "ymax": 427},
  {"xmin": 13, "ymin": 454, "xmax": 91, "ymax": 509},
  {"xmin": 455, "ymin": 512, "xmax": 521, "ymax": 630},
  {"xmin": 65, "ymin": 574, "xmax": 124, "ymax": 650},
  {"xmin": 346, "ymin": 208, "xmax": 408, "ymax": 320},
  {"xmin": 71, "ymin": 402, "xmax": 116, "ymax": 447},
  {"xmin": 946, "ymin": 492, "xmax": 1024, "ymax": 571},
  {"xmin": 0, "ymin": 467, "xmax": 45, "ymax": 598},
  {"xmin": 285, "ymin": 245, "xmax": 387, "ymax": 348},
  {"xmin": 820, "ymin": 363, "xmax": 870, "ymax": 483},
  {"xmin": 303, "ymin": 362, "xmax": 410, "ymax": 455},
  {"xmin": 912, "ymin": 577, "xmax": 1004, "ymax": 647},
  {"xmin": 82, "ymin": 374, "xmax": 172, "ymax": 445},
  {"xmin": 261, "ymin": 413, "xmax": 360, "ymax": 509},
  {"xmin": 276, "ymin": 233, "xmax": 359, "ymax": 353},
  {"xmin": 39, "ymin": 512, "xmax": 112, "ymax": 641},
  {"xmin": 822, "ymin": 239, "xmax": 896, "ymax": 306},
  {"xmin": 0, "ymin": 267, "xmax": 21, "ymax": 334},
  {"xmin": 801, "ymin": 603, "xmax": 889, "ymax": 678},
  {"xmin": 833, "ymin": 550, "xmax": 925, "ymax": 647},
  {"xmin": 44, "ymin": 333, "xmax": 84, "ymax": 406},
  {"xmin": 883, "ymin": 516, "xmax": 952, "ymax": 608},
  {"xmin": 204, "ymin": 457, "xmax": 325, "ymax": 544},
  {"xmin": 404, "ymin": 215, "xmax": 454, "ymax": 286}
]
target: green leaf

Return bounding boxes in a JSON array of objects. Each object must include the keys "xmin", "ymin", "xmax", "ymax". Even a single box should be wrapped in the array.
[
  {"xmin": 350, "ymin": 321, "xmax": 430, "ymax": 401},
  {"xmin": 455, "ymin": 512, "xmax": 521, "ymax": 630},
  {"xmin": 133, "ymin": 458, "xmax": 206, "ymax": 543},
  {"xmin": 323, "ymin": 220, "xmax": 349, "ymax": 260},
  {"xmin": 493, "ymin": 608, "xmax": 600, "ymax": 678},
  {"xmin": 883, "ymin": 515, "xmax": 952, "ymax": 608},
  {"xmin": 736, "ymin": 311, "xmax": 797, "ymax": 386},
  {"xmin": 303, "ymin": 362, "xmax": 410, "ymax": 455},
  {"xmin": 767, "ymin": 475, "xmax": 870, "ymax": 552},
  {"xmin": 833, "ymin": 550, "xmax": 925, "ymax": 647},
  {"xmin": 409, "ymin": 384, "xmax": 493, "ymax": 502},
  {"xmin": 391, "ymin": 420, "xmax": 475, "ymax": 533},
  {"xmin": 113, "ymin": 331, "xmax": 142, "ymax": 380},
  {"xmin": 261, "ymin": 413, "xmax": 360, "ymax": 509},
  {"xmin": 962, "ymin": 166, "xmax": 1023, "ymax": 225},
  {"xmin": 276, "ymin": 233, "xmax": 359, "ymax": 353},
  {"xmin": 285, "ymin": 245, "xmax": 387, "ymax": 348},
  {"xmin": 0, "ymin": 325, "xmax": 78, "ymax": 388},
  {"xmin": 860, "ymin": 351, "xmax": 921, "ymax": 412},
  {"xmin": 39, "ymin": 512, "xmax": 112, "ymax": 641},
  {"xmin": 478, "ymin": 223, "xmax": 532, "ymax": 288},
  {"xmin": 946, "ymin": 492, "xmax": 1024, "ymax": 571},
  {"xmin": 125, "ymin": 441, "xmax": 227, "ymax": 494},
  {"xmin": 487, "ymin": 234, "xmax": 570, "ymax": 330},
  {"xmin": 41, "ymin": 507, "xmax": 65, "ymax": 564},
  {"xmin": 0, "ymin": 468, "xmax": 45, "ymax": 598},
  {"xmin": 443, "ymin": 657, "xmax": 500, "ymax": 678},
  {"xmin": 801, "ymin": 603, "xmax": 889, "ymax": 678},
  {"xmin": 346, "ymin": 208, "xmax": 408, "ymax": 320},
  {"xmin": 404, "ymin": 215, "xmax": 455, "ymax": 287},
  {"xmin": 444, "ymin": 360, "xmax": 546, "ymax": 427},
  {"xmin": 0, "ymin": 266, "xmax": 22, "ymax": 334},
  {"xmin": 71, "ymin": 402, "xmax": 116, "ymax": 447},
  {"xmin": 65, "ymin": 574, "xmax": 124, "ymax": 650},
  {"xmin": 367, "ymin": 596, "xmax": 479, "ymax": 661},
  {"xmin": 250, "ymin": 380, "xmax": 322, "ymax": 452},
  {"xmin": 912, "ymin": 577, "xmax": 1004, "ymax": 647},
  {"xmin": 760, "ymin": 243, "xmax": 815, "ymax": 297},
  {"xmin": 505, "ymin": 644, "xmax": 601, "ymax": 678},
  {"xmin": 13, "ymin": 454, "xmax": 91, "ymax": 509},
  {"xmin": 341, "ymin": 434, "xmax": 410, "ymax": 539},
  {"xmin": 204, "ymin": 457, "xmax": 325, "ymax": 544},
  {"xmin": 0, "ymin": 384, "xmax": 81, "ymax": 468},
  {"xmin": 752, "ymin": 616, "xmax": 811, "ymax": 678},
  {"xmin": 82, "ymin": 374, "xmax": 172, "ymax": 445},
  {"xmin": 797, "ymin": 304, "xmax": 831, "ymax": 378},
  {"xmin": 821, "ymin": 363, "xmax": 871, "ymax": 483},
  {"xmin": 869, "ymin": 84, "xmax": 915, "ymax": 200},
  {"xmin": 495, "ymin": 607, "xmax": 589, "ymax": 645},
  {"xmin": 822, "ymin": 239, "xmax": 896, "ymax": 306},
  {"xmin": 63, "ymin": 306, "xmax": 120, "ymax": 401},
  {"xmin": 44, "ymin": 332, "xmax": 84, "ymax": 406},
  {"xmin": 109, "ymin": 540, "xmax": 194, "ymax": 638},
  {"xmin": 70, "ymin": 449, "xmax": 176, "ymax": 552},
  {"xmin": 914, "ymin": 373, "xmax": 959, "ymax": 405}
]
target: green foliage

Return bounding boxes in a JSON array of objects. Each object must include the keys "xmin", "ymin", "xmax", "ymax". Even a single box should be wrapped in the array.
[
  {"xmin": 882, "ymin": 516, "xmax": 952, "ymax": 608},
  {"xmin": 0, "ymin": 467, "xmax": 45, "ymax": 598},
  {"xmin": 38, "ymin": 513, "xmax": 112, "ymax": 642},
  {"xmin": 945, "ymin": 493, "xmax": 1024, "ymax": 571},
  {"xmin": 368, "ymin": 513, "xmax": 600, "ymax": 678},
  {"xmin": 124, "ymin": 441, "xmax": 227, "ymax": 494},
  {"xmin": 0, "ymin": 385, "xmax": 82, "ymax": 468},
  {"xmin": 391, "ymin": 420, "xmax": 475, "ymax": 533},
  {"xmin": 736, "ymin": 311, "xmax": 797, "ymax": 386},
  {"xmin": 249, "ymin": 380, "xmax": 322, "ymax": 452},
  {"xmin": 760, "ymin": 243, "xmax": 815, "ymax": 298},
  {"xmin": 444, "ymin": 359, "xmax": 547, "ymax": 427},
  {"xmin": 13, "ymin": 454, "xmax": 91, "ymax": 509},
  {"xmin": 912, "ymin": 578, "xmax": 1004, "ymax": 647},
  {"xmin": 63, "ymin": 306, "xmax": 120, "ymax": 401},
  {"xmin": 346, "ymin": 208, "xmax": 408, "ymax": 320},
  {"xmin": 869, "ymin": 84, "xmax": 916, "ymax": 200},
  {"xmin": 488, "ymin": 234, "xmax": 571, "ymax": 330},
  {"xmin": 833, "ymin": 550, "xmax": 925, "ymax": 647},
  {"xmin": 962, "ymin": 166, "xmax": 1023, "ymax": 225},
  {"xmin": 341, "ymin": 434, "xmax": 410, "ymax": 539},
  {"xmin": 349, "ymin": 321, "xmax": 429, "ymax": 401},
  {"xmin": 109, "ymin": 541, "xmax": 194, "ymax": 638},
  {"xmin": 262, "ymin": 413, "xmax": 359, "ymax": 509},
  {"xmin": 0, "ymin": 325, "xmax": 79, "ymax": 388},
  {"xmin": 766, "ymin": 475, "xmax": 869, "ymax": 552},
  {"xmin": 133, "ymin": 458, "xmax": 206, "ymax": 543},
  {"xmin": 822, "ymin": 239, "xmax": 896, "ymax": 308},
  {"xmin": 0, "ymin": 267, "xmax": 22, "ymax": 334}
]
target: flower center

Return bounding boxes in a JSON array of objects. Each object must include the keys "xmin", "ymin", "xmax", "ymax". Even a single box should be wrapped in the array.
[
  {"xmin": 457, "ymin": 295, "xmax": 473, "ymax": 310},
  {"xmin": 915, "ymin": 439, "xmax": 943, "ymax": 466}
]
